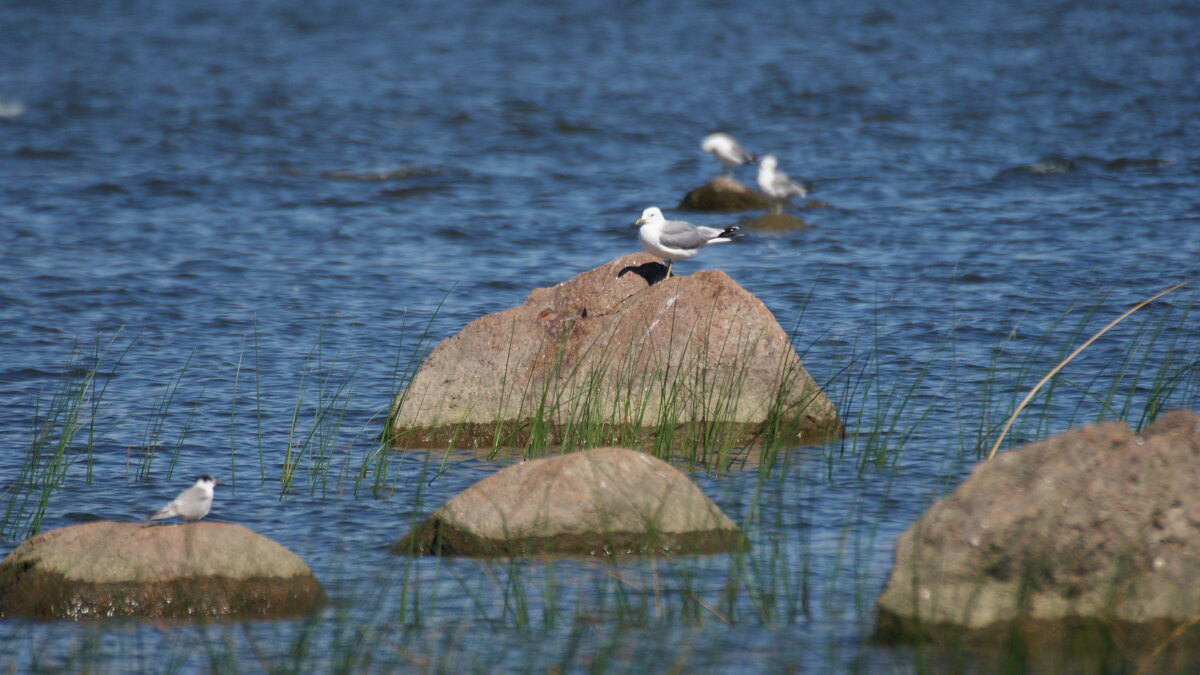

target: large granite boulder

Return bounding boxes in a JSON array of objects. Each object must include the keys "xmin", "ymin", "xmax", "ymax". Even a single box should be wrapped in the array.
[
  {"xmin": 396, "ymin": 446, "xmax": 745, "ymax": 555},
  {"xmin": 678, "ymin": 177, "xmax": 772, "ymax": 211},
  {"xmin": 0, "ymin": 521, "xmax": 325, "ymax": 620},
  {"xmin": 876, "ymin": 410, "xmax": 1200, "ymax": 646},
  {"xmin": 390, "ymin": 253, "xmax": 840, "ymax": 449}
]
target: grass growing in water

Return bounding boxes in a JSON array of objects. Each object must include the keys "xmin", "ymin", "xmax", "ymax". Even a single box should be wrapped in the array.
[
  {"xmin": 2, "ymin": 332, "xmax": 133, "ymax": 541},
  {"xmin": 0, "ymin": 285, "xmax": 1197, "ymax": 672}
]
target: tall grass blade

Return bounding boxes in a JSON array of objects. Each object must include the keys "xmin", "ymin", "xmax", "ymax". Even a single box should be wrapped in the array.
[{"xmin": 987, "ymin": 279, "xmax": 1190, "ymax": 460}]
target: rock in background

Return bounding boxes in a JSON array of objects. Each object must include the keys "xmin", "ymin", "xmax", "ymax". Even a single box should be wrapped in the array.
[
  {"xmin": 876, "ymin": 409, "xmax": 1200, "ymax": 646},
  {"xmin": 396, "ymin": 446, "xmax": 746, "ymax": 555},
  {"xmin": 389, "ymin": 253, "xmax": 840, "ymax": 449},
  {"xmin": 677, "ymin": 177, "xmax": 772, "ymax": 211},
  {"xmin": 0, "ymin": 521, "xmax": 325, "ymax": 620},
  {"xmin": 738, "ymin": 213, "xmax": 808, "ymax": 232}
]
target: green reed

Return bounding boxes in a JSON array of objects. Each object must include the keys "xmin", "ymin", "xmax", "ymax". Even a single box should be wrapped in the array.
[
  {"xmin": 279, "ymin": 323, "xmax": 366, "ymax": 498},
  {"xmin": 2, "ymin": 332, "xmax": 132, "ymax": 540},
  {"xmin": 133, "ymin": 349, "xmax": 193, "ymax": 481},
  {"xmin": 981, "ymin": 288, "xmax": 1195, "ymax": 459}
]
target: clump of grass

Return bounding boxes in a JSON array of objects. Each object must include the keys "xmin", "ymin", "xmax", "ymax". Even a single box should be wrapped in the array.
[
  {"xmin": 367, "ymin": 289, "xmax": 458, "ymax": 496},
  {"xmin": 279, "ymin": 323, "xmax": 365, "ymax": 498},
  {"xmin": 2, "ymin": 332, "xmax": 133, "ymax": 540},
  {"xmin": 132, "ymin": 349, "xmax": 193, "ymax": 481}
]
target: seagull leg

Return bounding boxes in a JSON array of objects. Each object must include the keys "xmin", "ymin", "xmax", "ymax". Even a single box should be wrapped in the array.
[{"xmin": 664, "ymin": 259, "xmax": 673, "ymax": 279}]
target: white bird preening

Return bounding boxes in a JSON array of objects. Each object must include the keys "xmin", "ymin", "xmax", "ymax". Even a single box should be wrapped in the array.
[
  {"xmin": 147, "ymin": 475, "xmax": 219, "ymax": 522},
  {"xmin": 756, "ymin": 154, "xmax": 808, "ymax": 213},
  {"xmin": 636, "ymin": 206, "xmax": 743, "ymax": 280},
  {"xmin": 701, "ymin": 133, "xmax": 756, "ymax": 175}
]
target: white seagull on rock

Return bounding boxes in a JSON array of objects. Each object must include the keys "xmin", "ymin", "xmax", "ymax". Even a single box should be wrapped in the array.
[
  {"xmin": 701, "ymin": 133, "xmax": 756, "ymax": 174},
  {"xmin": 636, "ymin": 206, "xmax": 743, "ymax": 280},
  {"xmin": 756, "ymin": 154, "xmax": 808, "ymax": 213},
  {"xmin": 147, "ymin": 475, "xmax": 220, "ymax": 522}
]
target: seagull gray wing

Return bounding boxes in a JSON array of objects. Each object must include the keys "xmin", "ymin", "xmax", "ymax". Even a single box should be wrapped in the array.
[{"xmin": 659, "ymin": 219, "xmax": 717, "ymax": 249}]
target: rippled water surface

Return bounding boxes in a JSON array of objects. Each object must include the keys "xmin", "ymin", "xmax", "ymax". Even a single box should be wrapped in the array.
[{"xmin": 2, "ymin": 0, "xmax": 1198, "ymax": 671}]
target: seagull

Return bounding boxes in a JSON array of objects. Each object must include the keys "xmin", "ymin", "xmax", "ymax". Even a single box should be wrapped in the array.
[
  {"xmin": 636, "ymin": 206, "xmax": 743, "ymax": 279},
  {"xmin": 147, "ymin": 475, "xmax": 219, "ymax": 522},
  {"xmin": 756, "ymin": 154, "xmax": 808, "ymax": 213},
  {"xmin": 701, "ymin": 133, "xmax": 756, "ymax": 175}
]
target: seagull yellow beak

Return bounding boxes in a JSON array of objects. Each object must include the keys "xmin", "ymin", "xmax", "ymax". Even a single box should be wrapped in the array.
[{"xmin": 635, "ymin": 217, "xmax": 645, "ymax": 225}]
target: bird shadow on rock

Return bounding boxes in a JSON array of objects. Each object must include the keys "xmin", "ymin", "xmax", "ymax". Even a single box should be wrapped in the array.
[{"xmin": 618, "ymin": 261, "xmax": 668, "ymax": 285}]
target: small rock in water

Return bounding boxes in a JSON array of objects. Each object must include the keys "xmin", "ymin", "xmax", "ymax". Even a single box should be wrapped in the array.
[
  {"xmin": 678, "ymin": 177, "xmax": 773, "ymax": 212},
  {"xmin": 0, "ymin": 521, "xmax": 325, "ymax": 620},
  {"xmin": 395, "ymin": 447, "xmax": 748, "ymax": 556}
]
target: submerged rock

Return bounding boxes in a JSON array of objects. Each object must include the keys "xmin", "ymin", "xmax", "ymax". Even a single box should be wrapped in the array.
[
  {"xmin": 395, "ymin": 446, "xmax": 746, "ymax": 555},
  {"xmin": 389, "ymin": 252, "xmax": 840, "ymax": 449},
  {"xmin": 998, "ymin": 154, "xmax": 1076, "ymax": 177},
  {"xmin": 738, "ymin": 213, "xmax": 808, "ymax": 232},
  {"xmin": 876, "ymin": 410, "xmax": 1200, "ymax": 647},
  {"xmin": 678, "ymin": 177, "xmax": 772, "ymax": 211},
  {"xmin": 0, "ymin": 521, "xmax": 325, "ymax": 620},
  {"xmin": 1103, "ymin": 157, "xmax": 1169, "ymax": 171}
]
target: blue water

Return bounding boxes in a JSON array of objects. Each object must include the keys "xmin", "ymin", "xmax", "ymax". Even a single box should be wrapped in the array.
[{"xmin": 2, "ymin": 0, "xmax": 1199, "ymax": 670}]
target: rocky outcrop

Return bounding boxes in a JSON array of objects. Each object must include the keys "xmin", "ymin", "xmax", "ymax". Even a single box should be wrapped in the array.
[
  {"xmin": 0, "ymin": 521, "xmax": 325, "ymax": 620},
  {"xmin": 678, "ymin": 177, "xmax": 772, "ymax": 211},
  {"xmin": 395, "ymin": 446, "xmax": 745, "ymax": 555},
  {"xmin": 876, "ymin": 410, "xmax": 1200, "ymax": 646},
  {"xmin": 389, "ymin": 253, "xmax": 840, "ymax": 449}
]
